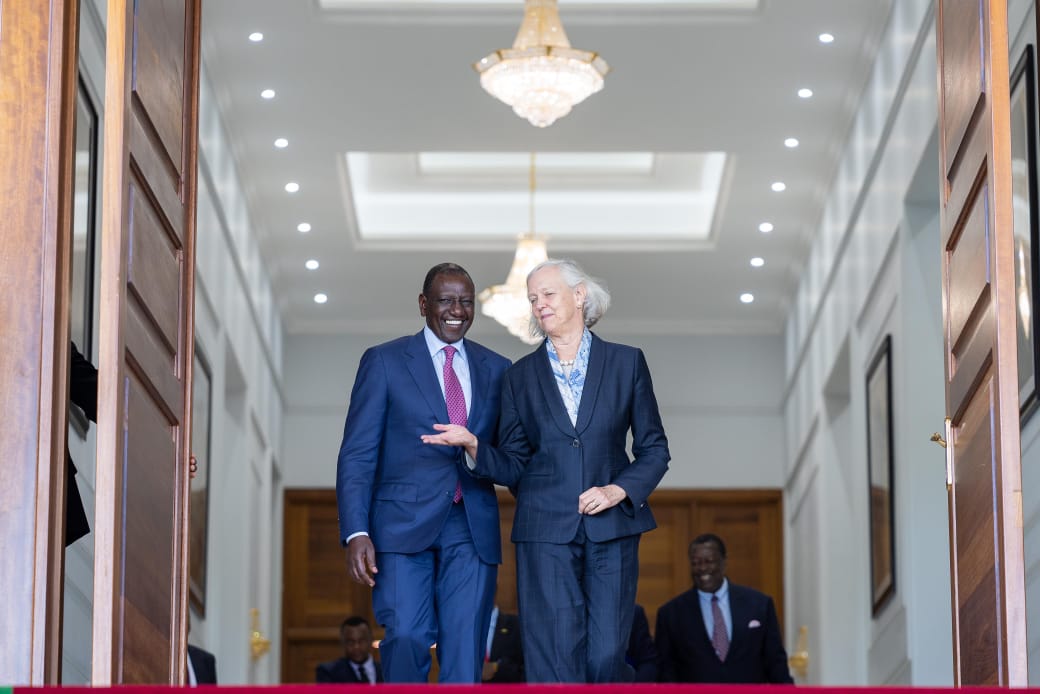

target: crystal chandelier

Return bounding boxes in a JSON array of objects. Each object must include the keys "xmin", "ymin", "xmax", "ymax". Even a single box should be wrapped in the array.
[
  {"xmin": 479, "ymin": 154, "xmax": 549, "ymax": 344},
  {"xmin": 474, "ymin": 0, "xmax": 609, "ymax": 128}
]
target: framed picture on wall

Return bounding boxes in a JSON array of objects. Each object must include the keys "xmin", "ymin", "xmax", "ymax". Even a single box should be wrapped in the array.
[
  {"xmin": 69, "ymin": 78, "xmax": 101, "ymax": 436},
  {"xmin": 1010, "ymin": 44, "xmax": 1040, "ymax": 421},
  {"xmin": 189, "ymin": 347, "xmax": 213, "ymax": 616},
  {"xmin": 866, "ymin": 335, "xmax": 895, "ymax": 615}
]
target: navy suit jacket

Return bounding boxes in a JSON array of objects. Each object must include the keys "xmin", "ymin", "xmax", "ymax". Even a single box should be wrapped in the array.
[
  {"xmin": 337, "ymin": 331, "xmax": 511, "ymax": 564},
  {"xmin": 316, "ymin": 657, "xmax": 384, "ymax": 684},
  {"xmin": 626, "ymin": 604, "xmax": 657, "ymax": 682},
  {"xmin": 655, "ymin": 583, "xmax": 793, "ymax": 684},
  {"xmin": 473, "ymin": 333, "xmax": 669, "ymax": 544},
  {"xmin": 187, "ymin": 645, "xmax": 217, "ymax": 685}
]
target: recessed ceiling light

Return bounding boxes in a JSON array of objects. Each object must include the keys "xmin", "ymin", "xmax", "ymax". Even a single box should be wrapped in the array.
[
  {"xmin": 261, "ymin": 89, "xmax": 276, "ymax": 100},
  {"xmin": 740, "ymin": 293, "xmax": 755, "ymax": 304},
  {"xmin": 285, "ymin": 182, "xmax": 300, "ymax": 193},
  {"xmin": 771, "ymin": 181, "xmax": 786, "ymax": 192},
  {"xmin": 818, "ymin": 33, "xmax": 834, "ymax": 44},
  {"xmin": 784, "ymin": 138, "xmax": 799, "ymax": 148},
  {"xmin": 297, "ymin": 222, "xmax": 311, "ymax": 233},
  {"xmin": 750, "ymin": 257, "xmax": 765, "ymax": 267},
  {"xmin": 758, "ymin": 222, "xmax": 774, "ymax": 233},
  {"xmin": 249, "ymin": 32, "xmax": 264, "ymax": 42},
  {"xmin": 274, "ymin": 138, "xmax": 288, "ymax": 148},
  {"xmin": 305, "ymin": 259, "xmax": 320, "ymax": 270},
  {"xmin": 798, "ymin": 88, "xmax": 813, "ymax": 99},
  {"xmin": 314, "ymin": 293, "xmax": 328, "ymax": 304}
]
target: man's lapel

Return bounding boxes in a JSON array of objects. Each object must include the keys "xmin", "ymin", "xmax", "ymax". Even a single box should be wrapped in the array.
[
  {"xmin": 465, "ymin": 340, "xmax": 488, "ymax": 430},
  {"xmin": 405, "ymin": 331, "xmax": 449, "ymax": 422}
]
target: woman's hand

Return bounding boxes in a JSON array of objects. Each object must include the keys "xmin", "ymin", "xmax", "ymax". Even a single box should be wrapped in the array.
[
  {"xmin": 579, "ymin": 484, "xmax": 626, "ymax": 515},
  {"xmin": 421, "ymin": 423, "xmax": 478, "ymax": 459}
]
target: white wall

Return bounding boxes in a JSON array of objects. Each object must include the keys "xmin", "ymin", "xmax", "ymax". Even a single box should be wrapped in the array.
[
  {"xmin": 62, "ymin": 1, "xmax": 286, "ymax": 682},
  {"xmin": 282, "ymin": 328, "xmax": 785, "ymax": 490}
]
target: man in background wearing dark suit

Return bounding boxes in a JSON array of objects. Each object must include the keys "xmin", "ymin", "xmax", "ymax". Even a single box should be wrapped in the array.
[
  {"xmin": 655, "ymin": 533, "xmax": 793, "ymax": 683},
  {"xmin": 317, "ymin": 616, "xmax": 383, "ymax": 684},
  {"xmin": 483, "ymin": 606, "xmax": 524, "ymax": 682},
  {"xmin": 187, "ymin": 644, "xmax": 217, "ymax": 685}
]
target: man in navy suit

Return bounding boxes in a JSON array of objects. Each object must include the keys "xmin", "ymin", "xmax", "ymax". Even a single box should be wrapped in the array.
[
  {"xmin": 423, "ymin": 259, "xmax": 670, "ymax": 682},
  {"xmin": 316, "ymin": 616, "xmax": 384, "ymax": 684},
  {"xmin": 655, "ymin": 533, "xmax": 793, "ymax": 683},
  {"xmin": 337, "ymin": 263, "xmax": 511, "ymax": 683}
]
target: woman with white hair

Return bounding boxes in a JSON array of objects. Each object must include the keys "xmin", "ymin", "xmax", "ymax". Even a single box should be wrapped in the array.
[{"xmin": 422, "ymin": 258, "xmax": 670, "ymax": 683}]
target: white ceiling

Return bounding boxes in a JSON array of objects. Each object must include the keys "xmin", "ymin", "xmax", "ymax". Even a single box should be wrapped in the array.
[{"xmin": 199, "ymin": 0, "xmax": 893, "ymax": 339}]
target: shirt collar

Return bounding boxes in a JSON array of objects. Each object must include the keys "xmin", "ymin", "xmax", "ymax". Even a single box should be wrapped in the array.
[
  {"xmin": 423, "ymin": 325, "xmax": 466, "ymax": 361},
  {"xmin": 697, "ymin": 577, "xmax": 729, "ymax": 601}
]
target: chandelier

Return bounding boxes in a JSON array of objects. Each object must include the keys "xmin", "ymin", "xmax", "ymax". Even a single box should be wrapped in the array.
[
  {"xmin": 479, "ymin": 154, "xmax": 549, "ymax": 344},
  {"xmin": 474, "ymin": 0, "xmax": 609, "ymax": 128}
]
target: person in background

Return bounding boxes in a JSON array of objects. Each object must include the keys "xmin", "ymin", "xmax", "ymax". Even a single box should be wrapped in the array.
[
  {"xmin": 336, "ymin": 263, "xmax": 511, "ymax": 683},
  {"xmin": 483, "ymin": 606, "xmax": 524, "ymax": 682},
  {"xmin": 626, "ymin": 604, "xmax": 656, "ymax": 682},
  {"xmin": 66, "ymin": 342, "xmax": 97, "ymax": 546},
  {"xmin": 187, "ymin": 644, "xmax": 217, "ymax": 685},
  {"xmin": 316, "ymin": 616, "xmax": 383, "ymax": 684},
  {"xmin": 655, "ymin": 533, "xmax": 793, "ymax": 683}
]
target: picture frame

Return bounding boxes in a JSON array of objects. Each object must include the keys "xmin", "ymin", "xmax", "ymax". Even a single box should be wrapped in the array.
[
  {"xmin": 866, "ymin": 335, "xmax": 895, "ymax": 615},
  {"xmin": 69, "ymin": 78, "xmax": 101, "ymax": 437},
  {"xmin": 189, "ymin": 346, "xmax": 213, "ymax": 616},
  {"xmin": 1010, "ymin": 44, "xmax": 1040, "ymax": 421}
]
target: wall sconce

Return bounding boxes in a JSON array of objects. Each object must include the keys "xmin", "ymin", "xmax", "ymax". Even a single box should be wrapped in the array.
[{"xmin": 250, "ymin": 608, "xmax": 271, "ymax": 661}]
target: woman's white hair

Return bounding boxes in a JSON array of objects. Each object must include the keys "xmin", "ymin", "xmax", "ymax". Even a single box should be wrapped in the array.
[{"xmin": 527, "ymin": 258, "xmax": 611, "ymax": 339}]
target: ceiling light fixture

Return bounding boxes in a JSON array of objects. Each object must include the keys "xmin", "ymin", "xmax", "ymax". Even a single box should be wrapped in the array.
[
  {"xmin": 750, "ymin": 257, "xmax": 765, "ymax": 267},
  {"xmin": 274, "ymin": 138, "xmax": 288, "ymax": 148},
  {"xmin": 474, "ymin": 0, "xmax": 608, "ymax": 128},
  {"xmin": 297, "ymin": 222, "xmax": 311, "ymax": 233},
  {"xmin": 314, "ymin": 293, "xmax": 328, "ymax": 304},
  {"xmin": 285, "ymin": 182, "xmax": 300, "ymax": 193},
  {"xmin": 797, "ymin": 88, "xmax": 813, "ymax": 99},
  {"xmin": 758, "ymin": 222, "xmax": 774, "ymax": 233},
  {"xmin": 818, "ymin": 33, "xmax": 834, "ymax": 44},
  {"xmin": 305, "ymin": 259, "xmax": 320, "ymax": 270},
  {"xmin": 261, "ymin": 89, "xmax": 276, "ymax": 99},
  {"xmin": 740, "ymin": 293, "xmax": 755, "ymax": 304},
  {"xmin": 771, "ymin": 181, "xmax": 786, "ymax": 192},
  {"xmin": 479, "ymin": 152, "xmax": 549, "ymax": 343},
  {"xmin": 249, "ymin": 32, "xmax": 264, "ymax": 42},
  {"xmin": 784, "ymin": 138, "xmax": 799, "ymax": 148}
]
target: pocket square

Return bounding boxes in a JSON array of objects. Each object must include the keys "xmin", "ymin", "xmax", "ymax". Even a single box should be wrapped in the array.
[{"xmin": 748, "ymin": 619, "xmax": 762, "ymax": 628}]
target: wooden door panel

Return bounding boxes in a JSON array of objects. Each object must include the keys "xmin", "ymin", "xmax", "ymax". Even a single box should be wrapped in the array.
[
  {"xmin": 936, "ymin": 0, "xmax": 1025, "ymax": 684},
  {"xmin": 939, "ymin": 0, "xmax": 984, "ymax": 174},
  {"xmin": 133, "ymin": 0, "xmax": 186, "ymax": 174},
  {"xmin": 93, "ymin": 0, "xmax": 200, "ymax": 683}
]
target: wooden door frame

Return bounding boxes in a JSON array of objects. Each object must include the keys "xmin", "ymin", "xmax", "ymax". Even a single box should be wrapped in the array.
[{"xmin": 0, "ymin": 0, "xmax": 79, "ymax": 684}]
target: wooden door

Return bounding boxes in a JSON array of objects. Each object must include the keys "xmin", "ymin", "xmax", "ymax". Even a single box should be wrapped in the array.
[
  {"xmin": 91, "ymin": 0, "xmax": 202, "ymax": 684},
  {"xmin": 935, "ymin": 0, "xmax": 1027, "ymax": 684},
  {"xmin": 0, "ymin": 0, "xmax": 79, "ymax": 684}
]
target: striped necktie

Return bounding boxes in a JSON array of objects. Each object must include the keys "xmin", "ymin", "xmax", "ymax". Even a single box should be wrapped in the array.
[
  {"xmin": 711, "ymin": 595, "xmax": 729, "ymax": 662},
  {"xmin": 443, "ymin": 346, "xmax": 466, "ymax": 503}
]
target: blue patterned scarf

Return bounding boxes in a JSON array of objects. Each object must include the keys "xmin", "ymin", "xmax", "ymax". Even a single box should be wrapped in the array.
[{"xmin": 545, "ymin": 329, "xmax": 592, "ymax": 426}]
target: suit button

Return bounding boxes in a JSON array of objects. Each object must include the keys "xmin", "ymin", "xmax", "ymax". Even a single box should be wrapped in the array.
[{"xmin": 572, "ymin": 439, "xmax": 581, "ymax": 448}]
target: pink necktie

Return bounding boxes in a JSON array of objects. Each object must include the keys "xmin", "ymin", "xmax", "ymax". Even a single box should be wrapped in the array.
[
  {"xmin": 711, "ymin": 595, "xmax": 729, "ymax": 662},
  {"xmin": 443, "ymin": 346, "xmax": 466, "ymax": 503}
]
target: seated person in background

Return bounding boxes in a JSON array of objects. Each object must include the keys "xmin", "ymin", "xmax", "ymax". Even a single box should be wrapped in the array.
[
  {"xmin": 655, "ymin": 533, "xmax": 793, "ymax": 684},
  {"xmin": 483, "ymin": 606, "xmax": 524, "ymax": 682},
  {"xmin": 317, "ymin": 616, "xmax": 383, "ymax": 684},
  {"xmin": 625, "ymin": 604, "xmax": 656, "ymax": 682},
  {"xmin": 187, "ymin": 644, "xmax": 217, "ymax": 685}
]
